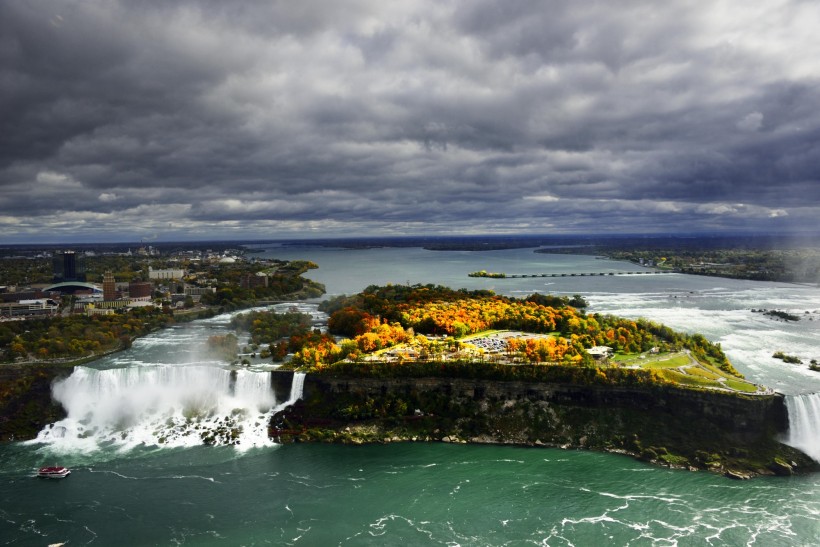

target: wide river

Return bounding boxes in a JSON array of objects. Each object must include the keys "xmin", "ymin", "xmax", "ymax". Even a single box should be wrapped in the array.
[{"xmin": 2, "ymin": 246, "xmax": 819, "ymax": 545}]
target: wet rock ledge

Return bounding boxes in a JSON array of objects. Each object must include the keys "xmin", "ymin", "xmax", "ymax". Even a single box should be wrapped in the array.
[{"xmin": 271, "ymin": 371, "xmax": 817, "ymax": 478}]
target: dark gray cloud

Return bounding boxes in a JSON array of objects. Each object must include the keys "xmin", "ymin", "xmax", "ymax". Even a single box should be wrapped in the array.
[{"xmin": 1, "ymin": 0, "xmax": 819, "ymax": 242}]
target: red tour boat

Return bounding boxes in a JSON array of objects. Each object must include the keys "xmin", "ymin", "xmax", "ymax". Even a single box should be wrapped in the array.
[{"xmin": 37, "ymin": 466, "xmax": 71, "ymax": 479}]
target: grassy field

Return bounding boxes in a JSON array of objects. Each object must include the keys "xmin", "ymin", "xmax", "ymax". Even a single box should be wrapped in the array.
[
  {"xmin": 658, "ymin": 369, "xmax": 722, "ymax": 388},
  {"xmin": 638, "ymin": 354, "xmax": 691, "ymax": 369},
  {"xmin": 724, "ymin": 378, "xmax": 759, "ymax": 393},
  {"xmin": 612, "ymin": 352, "xmax": 689, "ymax": 368},
  {"xmin": 684, "ymin": 366, "xmax": 721, "ymax": 380},
  {"xmin": 610, "ymin": 350, "xmax": 762, "ymax": 394}
]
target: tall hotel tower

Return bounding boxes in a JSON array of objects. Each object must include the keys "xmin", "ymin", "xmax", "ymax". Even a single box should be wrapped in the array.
[
  {"xmin": 52, "ymin": 250, "xmax": 86, "ymax": 282},
  {"xmin": 102, "ymin": 271, "xmax": 116, "ymax": 301}
]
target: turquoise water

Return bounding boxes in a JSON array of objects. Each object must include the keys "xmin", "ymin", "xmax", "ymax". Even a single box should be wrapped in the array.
[
  {"xmin": 2, "ymin": 246, "xmax": 819, "ymax": 545},
  {"xmin": 3, "ymin": 443, "xmax": 819, "ymax": 545}
]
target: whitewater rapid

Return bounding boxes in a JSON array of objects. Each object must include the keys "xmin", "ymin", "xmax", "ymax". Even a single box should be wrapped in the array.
[
  {"xmin": 33, "ymin": 366, "xmax": 306, "ymax": 453},
  {"xmin": 785, "ymin": 393, "xmax": 820, "ymax": 462}
]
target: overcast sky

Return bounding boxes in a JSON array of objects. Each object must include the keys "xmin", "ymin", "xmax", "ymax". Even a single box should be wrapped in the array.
[{"xmin": 2, "ymin": 0, "xmax": 819, "ymax": 243}]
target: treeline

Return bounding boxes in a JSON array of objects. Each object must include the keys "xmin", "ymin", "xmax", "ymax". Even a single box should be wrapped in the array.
[
  {"xmin": 320, "ymin": 284, "xmax": 735, "ymax": 373},
  {"xmin": 229, "ymin": 309, "xmax": 335, "ymax": 362},
  {"xmin": 199, "ymin": 261, "xmax": 325, "ymax": 310},
  {"xmin": 320, "ymin": 284, "xmax": 586, "ymax": 320},
  {"xmin": 608, "ymin": 248, "xmax": 820, "ymax": 284},
  {"xmin": 468, "ymin": 270, "xmax": 506, "ymax": 278},
  {"xmin": 320, "ymin": 284, "xmax": 497, "ymax": 320},
  {"xmin": 0, "ymin": 308, "xmax": 173, "ymax": 362},
  {"xmin": 230, "ymin": 310, "xmax": 313, "ymax": 345},
  {"xmin": 0, "ymin": 258, "xmax": 53, "ymax": 285},
  {"xmin": 257, "ymin": 284, "xmax": 739, "ymax": 377}
]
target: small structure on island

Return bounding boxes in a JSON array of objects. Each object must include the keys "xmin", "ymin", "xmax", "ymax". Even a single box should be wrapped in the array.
[{"xmin": 586, "ymin": 346, "xmax": 613, "ymax": 360}]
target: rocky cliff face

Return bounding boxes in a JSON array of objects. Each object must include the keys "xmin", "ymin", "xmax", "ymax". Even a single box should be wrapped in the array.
[
  {"xmin": 271, "ymin": 372, "xmax": 814, "ymax": 478},
  {"xmin": 0, "ymin": 365, "xmax": 71, "ymax": 441},
  {"xmin": 3, "ymin": 365, "xmax": 812, "ymax": 477}
]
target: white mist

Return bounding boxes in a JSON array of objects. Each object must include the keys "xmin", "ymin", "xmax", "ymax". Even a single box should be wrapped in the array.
[
  {"xmin": 785, "ymin": 393, "xmax": 820, "ymax": 462},
  {"xmin": 34, "ymin": 366, "xmax": 305, "ymax": 452}
]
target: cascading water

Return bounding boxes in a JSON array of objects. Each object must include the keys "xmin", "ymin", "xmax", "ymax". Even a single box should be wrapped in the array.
[
  {"xmin": 784, "ymin": 393, "xmax": 820, "ymax": 462},
  {"xmin": 279, "ymin": 372, "xmax": 306, "ymax": 410},
  {"xmin": 33, "ymin": 366, "xmax": 306, "ymax": 452}
]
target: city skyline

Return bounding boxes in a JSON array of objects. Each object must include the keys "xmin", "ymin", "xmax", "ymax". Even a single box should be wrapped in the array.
[{"xmin": 2, "ymin": 1, "xmax": 819, "ymax": 243}]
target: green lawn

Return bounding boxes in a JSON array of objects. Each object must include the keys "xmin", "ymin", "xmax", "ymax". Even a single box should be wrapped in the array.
[
  {"xmin": 657, "ymin": 368, "xmax": 761, "ymax": 393},
  {"xmin": 613, "ymin": 352, "xmax": 690, "ymax": 369},
  {"xmin": 611, "ymin": 353, "xmax": 639, "ymax": 363},
  {"xmin": 640, "ymin": 354, "xmax": 691, "ymax": 369},
  {"xmin": 700, "ymin": 361, "xmax": 730, "ymax": 376},
  {"xmin": 683, "ymin": 366, "xmax": 721, "ymax": 380},
  {"xmin": 724, "ymin": 378, "xmax": 759, "ymax": 393},
  {"xmin": 658, "ymin": 369, "xmax": 722, "ymax": 389}
]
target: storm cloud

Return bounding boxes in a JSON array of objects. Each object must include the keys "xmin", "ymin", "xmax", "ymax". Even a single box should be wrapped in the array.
[{"xmin": 2, "ymin": 0, "xmax": 819, "ymax": 242}]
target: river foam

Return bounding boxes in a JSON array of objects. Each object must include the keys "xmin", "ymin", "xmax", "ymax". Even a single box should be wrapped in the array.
[
  {"xmin": 785, "ymin": 393, "xmax": 820, "ymax": 462},
  {"xmin": 33, "ymin": 366, "xmax": 305, "ymax": 453}
]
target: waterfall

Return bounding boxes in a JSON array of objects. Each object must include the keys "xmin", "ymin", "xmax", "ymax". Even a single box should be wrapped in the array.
[
  {"xmin": 273, "ymin": 372, "xmax": 306, "ymax": 412},
  {"xmin": 785, "ymin": 393, "xmax": 820, "ymax": 462},
  {"xmin": 234, "ymin": 369, "xmax": 276, "ymax": 410},
  {"xmin": 33, "ymin": 365, "xmax": 285, "ymax": 451},
  {"xmin": 288, "ymin": 372, "xmax": 306, "ymax": 404}
]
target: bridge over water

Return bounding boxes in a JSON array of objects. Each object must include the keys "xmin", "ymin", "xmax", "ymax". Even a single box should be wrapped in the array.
[{"xmin": 502, "ymin": 270, "xmax": 676, "ymax": 279}]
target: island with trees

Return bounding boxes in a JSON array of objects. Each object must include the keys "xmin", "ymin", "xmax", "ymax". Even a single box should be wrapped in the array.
[
  {"xmin": 468, "ymin": 270, "xmax": 506, "ymax": 278},
  {"xmin": 1, "ymin": 240, "xmax": 815, "ymax": 477},
  {"xmin": 217, "ymin": 283, "xmax": 814, "ymax": 478}
]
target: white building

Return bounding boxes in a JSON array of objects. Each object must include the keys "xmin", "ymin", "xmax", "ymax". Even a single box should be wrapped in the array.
[
  {"xmin": 148, "ymin": 267, "xmax": 185, "ymax": 280},
  {"xmin": 0, "ymin": 299, "xmax": 58, "ymax": 318},
  {"xmin": 586, "ymin": 346, "xmax": 613, "ymax": 360}
]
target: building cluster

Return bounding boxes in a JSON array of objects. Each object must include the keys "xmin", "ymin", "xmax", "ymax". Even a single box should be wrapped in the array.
[
  {"xmin": 81, "ymin": 276, "xmax": 161, "ymax": 316},
  {"xmin": 0, "ymin": 249, "xmax": 182, "ymax": 320},
  {"xmin": 0, "ymin": 293, "xmax": 60, "ymax": 319},
  {"xmin": 0, "ymin": 247, "xmax": 264, "ymax": 321}
]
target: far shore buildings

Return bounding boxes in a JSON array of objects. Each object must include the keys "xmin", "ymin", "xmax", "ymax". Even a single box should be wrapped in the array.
[
  {"xmin": 239, "ymin": 272, "xmax": 269, "ymax": 289},
  {"xmin": 183, "ymin": 284, "xmax": 215, "ymax": 303},
  {"xmin": 52, "ymin": 250, "xmax": 86, "ymax": 282},
  {"xmin": 80, "ymin": 272, "xmax": 156, "ymax": 315},
  {"xmin": 0, "ymin": 298, "xmax": 59, "ymax": 319},
  {"xmin": 148, "ymin": 266, "xmax": 185, "ymax": 280},
  {"xmin": 1, "ymin": 285, "xmax": 60, "ymax": 320},
  {"xmin": 128, "ymin": 281, "xmax": 153, "ymax": 301},
  {"xmin": 3, "ymin": 251, "xmax": 262, "ymax": 320},
  {"xmin": 102, "ymin": 271, "xmax": 116, "ymax": 301}
]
